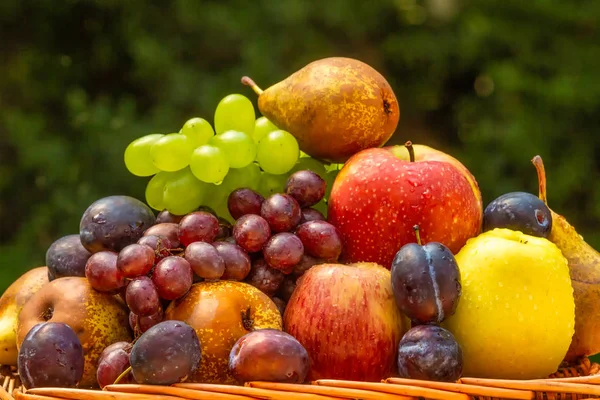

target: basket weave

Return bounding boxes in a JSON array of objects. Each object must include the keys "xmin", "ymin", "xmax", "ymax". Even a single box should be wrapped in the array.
[{"xmin": 3, "ymin": 358, "xmax": 600, "ymax": 400}]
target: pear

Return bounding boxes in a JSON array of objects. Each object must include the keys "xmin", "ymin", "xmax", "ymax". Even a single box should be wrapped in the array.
[
  {"xmin": 0, "ymin": 266, "xmax": 49, "ymax": 366},
  {"xmin": 532, "ymin": 155, "xmax": 600, "ymax": 361},
  {"xmin": 242, "ymin": 57, "xmax": 400, "ymax": 163},
  {"xmin": 16, "ymin": 277, "xmax": 132, "ymax": 388}
]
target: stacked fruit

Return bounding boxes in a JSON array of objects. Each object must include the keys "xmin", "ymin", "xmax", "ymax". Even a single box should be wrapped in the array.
[{"xmin": 124, "ymin": 93, "xmax": 341, "ymax": 220}]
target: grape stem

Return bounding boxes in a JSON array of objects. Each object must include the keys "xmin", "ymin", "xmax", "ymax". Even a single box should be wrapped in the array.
[
  {"xmin": 531, "ymin": 155, "xmax": 548, "ymax": 205},
  {"xmin": 405, "ymin": 141, "xmax": 415, "ymax": 162},
  {"xmin": 113, "ymin": 365, "xmax": 132, "ymax": 385},
  {"xmin": 413, "ymin": 225, "xmax": 422, "ymax": 245},
  {"xmin": 241, "ymin": 76, "xmax": 264, "ymax": 96}
]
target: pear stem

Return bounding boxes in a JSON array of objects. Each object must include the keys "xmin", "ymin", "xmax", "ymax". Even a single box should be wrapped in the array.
[
  {"xmin": 405, "ymin": 141, "xmax": 415, "ymax": 162},
  {"xmin": 241, "ymin": 76, "xmax": 263, "ymax": 96},
  {"xmin": 113, "ymin": 365, "xmax": 132, "ymax": 385},
  {"xmin": 531, "ymin": 155, "xmax": 548, "ymax": 205},
  {"xmin": 413, "ymin": 225, "xmax": 422, "ymax": 245}
]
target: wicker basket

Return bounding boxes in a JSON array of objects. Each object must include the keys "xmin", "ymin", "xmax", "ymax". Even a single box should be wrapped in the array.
[{"xmin": 3, "ymin": 358, "xmax": 600, "ymax": 400}]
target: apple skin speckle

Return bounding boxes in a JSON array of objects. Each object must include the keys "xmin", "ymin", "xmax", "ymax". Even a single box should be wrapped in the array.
[{"xmin": 327, "ymin": 147, "xmax": 482, "ymax": 269}]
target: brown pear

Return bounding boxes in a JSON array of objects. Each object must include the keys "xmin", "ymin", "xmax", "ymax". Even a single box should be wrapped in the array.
[
  {"xmin": 0, "ymin": 266, "xmax": 49, "ymax": 366},
  {"xmin": 17, "ymin": 277, "xmax": 132, "ymax": 388},
  {"xmin": 532, "ymin": 155, "xmax": 600, "ymax": 361},
  {"xmin": 242, "ymin": 57, "xmax": 400, "ymax": 163}
]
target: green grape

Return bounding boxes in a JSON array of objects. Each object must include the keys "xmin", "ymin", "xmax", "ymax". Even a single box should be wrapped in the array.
[
  {"xmin": 202, "ymin": 183, "xmax": 234, "ymax": 223},
  {"xmin": 257, "ymin": 172, "xmax": 289, "ymax": 198},
  {"xmin": 150, "ymin": 133, "xmax": 193, "ymax": 171},
  {"xmin": 145, "ymin": 171, "xmax": 173, "ymax": 211},
  {"xmin": 163, "ymin": 168, "xmax": 208, "ymax": 215},
  {"xmin": 214, "ymin": 94, "xmax": 255, "ymax": 135},
  {"xmin": 189, "ymin": 145, "xmax": 230, "ymax": 184},
  {"xmin": 252, "ymin": 116, "xmax": 278, "ymax": 144},
  {"xmin": 210, "ymin": 130, "xmax": 256, "ymax": 169},
  {"xmin": 124, "ymin": 133, "xmax": 164, "ymax": 177},
  {"xmin": 256, "ymin": 130, "xmax": 300, "ymax": 175},
  {"xmin": 180, "ymin": 117, "xmax": 215, "ymax": 149},
  {"xmin": 300, "ymin": 151, "xmax": 311, "ymax": 158},
  {"xmin": 290, "ymin": 156, "xmax": 328, "ymax": 178},
  {"xmin": 221, "ymin": 162, "xmax": 262, "ymax": 193}
]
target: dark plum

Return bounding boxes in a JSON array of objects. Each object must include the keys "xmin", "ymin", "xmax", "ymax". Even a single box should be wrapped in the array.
[
  {"xmin": 285, "ymin": 170, "xmax": 327, "ymax": 208},
  {"xmin": 117, "ymin": 243, "xmax": 155, "ymax": 278},
  {"xmin": 294, "ymin": 220, "xmax": 342, "ymax": 261},
  {"xmin": 228, "ymin": 188, "xmax": 265, "ymax": 220},
  {"xmin": 18, "ymin": 322, "xmax": 84, "ymax": 389},
  {"xmin": 129, "ymin": 320, "xmax": 201, "ymax": 385},
  {"xmin": 85, "ymin": 251, "xmax": 127, "ymax": 293},
  {"xmin": 152, "ymin": 256, "xmax": 194, "ymax": 300},
  {"xmin": 299, "ymin": 208, "xmax": 326, "ymax": 224},
  {"xmin": 397, "ymin": 325, "xmax": 463, "ymax": 382},
  {"xmin": 263, "ymin": 233, "xmax": 304, "ymax": 274},
  {"xmin": 96, "ymin": 341, "xmax": 134, "ymax": 388},
  {"xmin": 229, "ymin": 329, "xmax": 310, "ymax": 384},
  {"xmin": 45, "ymin": 234, "xmax": 92, "ymax": 280},
  {"xmin": 482, "ymin": 191, "xmax": 552, "ymax": 238},
  {"xmin": 260, "ymin": 193, "xmax": 302, "ymax": 233},
  {"xmin": 144, "ymin": 223, "xmax": 181, "ymax": 248},
  {"xmin": 245, "ymin": 258, "xmax": 285, "ymax": 296},
  {"xmin": 156, "ymin": 209, "xmax": 184, "ymax": 224},
  {"xmin": 79, "ymin": 195, "xmax": 156, "ymax": 253},
  {"xmin": 213, "ymin": 241, "xmax": 251, "ymax": 281},
  {"xmin": 233, "ymin": 214, "xmax": 271, "ymax": 253},
  {"xmin": 390, "ymin": 226, "xmax": 461, "ymax": 325},
  {"xmin": 184, "ymin": 242, "xmax": 225, "ymax": 280},
  {"xmin": 125, "ymin": 276, "xmax": 161, "ymax": 316},
  {"xmin": 178, "ymin": 211, "xmax": 220, "ymax": 246}
]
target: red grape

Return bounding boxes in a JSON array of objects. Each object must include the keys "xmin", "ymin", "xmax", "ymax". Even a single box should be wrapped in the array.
[
  {"xmin": 263, "ymin": 233, "xmax": 304, "ymax": 274},
  {"xmin": 156, "ymin": 210, "xmax": 184, "ymax": 224},
  {"xmin": 184, "ymin": 242, "xmax": 225, "ymax": 280},
  {"xmin": 125, "ymin": 276, "xmax": 161, "ymax": 316},
  {"xmin": 152, "ymin": 256, "xmax": 193, "ymax": 300},
  {"xmin": 178, "ymin": 211, "xmax": 220, "ymax": 246},
  {"xmin": 130, "ymin": 308, "xmax": 164, "ymax": 335},
  {"xmin": 295, "ymin": 220, "xmax": 342, "ymax": 261},
  {"xmin": 85, "ymin": 251, "xmax": 127, "ymax": 293},
  {"xmin": 144, "ymin": 223, "xmax": 181, "ymax": 248},
  {"xmin": 292, "ymin": 254, "xmax": 321, "ymax": 278},
  {"xmin": 299, "ymin": 208, "xmax": 326, "ymax": 224},
  {"xmin": 233, "ymin": 214, "xmax": 271, "ymax": 253},
  {"xmin": 285, "ymin": 170, "xmax": 326, "ymax": 207},
  {"xmin": 227, "ymin": 188, "xmax": 265, "ymax": 220},
  {"xmin": 213, "ymin": 242, "xmax": 251, "ymax": 281},
  {"xmin": 278, "ymin": 276, "xmax": 297, "ymax": 302},
  {"xmin": 97, "ymin": 341, "xmax": 133, "ymax": 388},
  {"xmin": 245, "ymin": 258, "xmax": 285, "ymax": 296},
  {"xmin": 260, "ymin": 194, "xmax": 302, "ymax": 233},
  {"xmin": 117, "ymin": 244, "xmax": 155, "ymax": 278},
  {"xmin": 137, "ymin": 235, "xmax": 173, "ymax": 261}
]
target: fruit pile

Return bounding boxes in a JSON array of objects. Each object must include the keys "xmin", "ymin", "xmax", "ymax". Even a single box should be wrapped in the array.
[{"xmin": 0, "ymin": 56, "xmax": 598, "ymax": 397}]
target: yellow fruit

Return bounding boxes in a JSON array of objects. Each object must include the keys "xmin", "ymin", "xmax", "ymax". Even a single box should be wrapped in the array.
[{"xmin": 443, "ymin": 228, "xmax": 575, "ymax": 379}]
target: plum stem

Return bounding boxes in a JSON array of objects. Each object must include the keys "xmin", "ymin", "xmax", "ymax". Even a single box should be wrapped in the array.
[
  {"xmin": 113, "ymin": 365, "xmax": 132, "ymax": 385},
  {"xmin": 531, "ymin": 155, "xmax": 548, "ymax": 205},
  {"xmin": 241, "ymin": 76, "xmax": 264, "ymax": 96},
  {"xmin": 413, "ymin": 225, "xmax": 422, "ymax": 245},
  {"xmin": 405, "ymin": 141, "xmax": 415, "ymax": 162}
]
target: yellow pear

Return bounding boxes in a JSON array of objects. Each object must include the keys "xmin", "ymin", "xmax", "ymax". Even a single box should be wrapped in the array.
[
  {"xmin": 532, "ymin": 155, "xmax": 600, "ymax": 361},
  {"xmin": 242, "ymin": 57, "xmax": 400, "ymax": 163},
  {"xmin": 16, "ymin": 277, "xmax": 132, "ymax": 388},
  {"xmin": 0, "ymin": 266, "xmax": 49, "ymax": 366}
]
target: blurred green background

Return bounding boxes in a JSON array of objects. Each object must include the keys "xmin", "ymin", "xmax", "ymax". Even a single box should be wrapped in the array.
[{"xmin": 1, "ymin": 0, "xmax": 599, "ymax": 296}]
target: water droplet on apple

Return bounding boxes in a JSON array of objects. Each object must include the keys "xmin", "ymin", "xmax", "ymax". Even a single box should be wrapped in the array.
[{"xmin": 422, "ymin": 189, "xmax": 431, "ymax": 200}]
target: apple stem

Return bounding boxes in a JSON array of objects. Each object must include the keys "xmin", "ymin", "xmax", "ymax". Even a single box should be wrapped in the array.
[
  {"xmin": 113, "ymin": 365, "xmax": 132, "ymax": 385},
  {"xmin": 413, "ymin": 225, "xmax": 422, "ymax": 245},
  {"xmin": 405, "ymin": 141, "xmax": 415, "ymax": 162},
  {"xmin": 531, "ymin": 155, "xmax": 548, "ymax": 205},
  {"xmin": 241, "ymin": 76, "xmax": 264, "ymax": 96}
]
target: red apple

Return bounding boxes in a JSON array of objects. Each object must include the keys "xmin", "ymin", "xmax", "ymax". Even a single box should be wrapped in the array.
[
  {"xmin": 327, "ymin": 143, "xmax": 482, "ymax": 269},
  {"xmin": 283, "ymin": 262, "xmax": 409, "ymax": 382}
]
